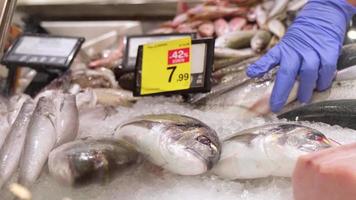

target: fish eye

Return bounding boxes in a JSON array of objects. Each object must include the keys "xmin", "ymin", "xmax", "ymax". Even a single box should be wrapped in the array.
[
  {"xmin": 307, "ymin": 132, "xmax": 325, "ymax": 142},
  {"xmin": 196, "ymin": 135, "xmax": 212, "ymax": 146}
]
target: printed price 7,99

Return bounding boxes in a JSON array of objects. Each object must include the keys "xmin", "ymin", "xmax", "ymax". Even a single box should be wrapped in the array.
[{"xmin": 167, "ymin": 66, "xmax": 190, "ymax": 83}]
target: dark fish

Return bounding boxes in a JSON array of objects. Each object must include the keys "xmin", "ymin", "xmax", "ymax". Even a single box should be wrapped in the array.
[
  {"xmin": 337, "ymin": 43, "xmax": 356, "ymax": 70},
  {"xmin": 278, "ymin": 100, "xmax": 356, "ymax": 130}
]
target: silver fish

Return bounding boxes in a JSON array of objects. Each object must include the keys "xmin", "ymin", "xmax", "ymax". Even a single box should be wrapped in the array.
[
  {"xmin": 115, "ymin": 114, "xmax": 221, "ymax": 175},
  {"xmin": 212, "ymin": 123, "xmax": 337, "ymax": 180},
  {"xmin": 19, "ymin": 97, "xmax": 57, "ymax": 187},
  {"xmin": 48, "ymin": 139, "xmax": 138, "ymax": 186},
  {"xmin": 214, "ymin": 48, "xmax": 256, "ymax": 59},
  {"xmin": 256, "ymin": 5, "xmax": 268, "ymax": 28},
  {"xmin": 0, "ymin": 100, "xmax": 34, "ymax": 189},
  {"xmin": 268, "ymin": 19, "xmax": 286, "ymax": 38},
  {"xmin": 215, "ymin": 30, "xmax": 257, "ymax": 49},
  {"xmin": 268, "ymin": 0, "xmax": 289, "ymax": 19},
  {"xmin": 251, "ymin": 30, "xmax": 272, "ymax": 53},
  {"xmin": 54, "ymin": 94, "xmax": 79, "ymax": 147}
]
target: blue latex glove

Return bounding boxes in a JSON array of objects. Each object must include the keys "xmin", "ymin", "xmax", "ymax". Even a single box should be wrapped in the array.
[{"xmin": 246, "ymin": 0, "xmax": 356, "ymax": 113}]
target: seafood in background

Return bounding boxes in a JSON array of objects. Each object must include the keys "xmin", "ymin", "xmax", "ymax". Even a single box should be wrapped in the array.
[
  {"xmin": 278, "ymin": 100, "xmax": 356, "ymax": 130},
  {"xmin": 19, "ymin": 97, "xmax": 57, "ymax": 187},
  {"xmin": 71, "ymin": 67, "xmax": 118, "ymax": 89},
  {"xmin": 337, "ymin": 43, "xmax": 356, "ymax": 70},
  {"xmin": 242, "ymin": 24, "xmax": 258, "ymax": 31},
  {"xmin": 177, "ymin": 0, "xmax": 189, "ymax": 14},
  {"xmin": 214, "ymin": 47, "xmax": 255, "ymax": 59},
  {"xmin": 0, "ymin": 100, "xmax": 34, "ymax": 189},
  {"xmin": 268, "ymin": 19, "xmax": 286, "ymax": 38},
  {"xmin": 251, "ymin": 30, "xmax": 272, "ymax": 53},
  {"xmin": 256, "ymin": 5, "xmax": 268, "ymax": 28},
  {"xmin": 92, "ymin": 88, "xmax": 137, "ymax": 107},
  {"xmin": 115, "ymin": 114, "xmax": 221, "ymax": 175},
  {"xmin": 215, "ymin": 30, "xmax": 256, "ymax": 49},
  {"xmin": 212, "ymin": 123, "xmax": 337, "ymax": 180},
  {"xmin": 198, "ymin": 21, "xmax": 215, "ymax": 37},
  {"xmin": 287, "ymin": 0, "xmax": 307, "ymax": 12},
  {"xmin": 89, "ymin": 39, "xmax": 124, "ymax": 69},
  {"xmin": 54, "ymin": 94, "xmax": 79, "ymax": 147},
  {"xmin": 228, "ymin": 17, "xmax": 247, "ymax": 32},
  {"xmin": 214, "ymin": 18, "xmax": 230, "ymax": 37},
  {"xmin": 268, "ymin": 0, "xmax": 289, "ymax": 19},
  {"xmin": 48, "ymin": 139, "xmax": 138, "ymax": 186}
]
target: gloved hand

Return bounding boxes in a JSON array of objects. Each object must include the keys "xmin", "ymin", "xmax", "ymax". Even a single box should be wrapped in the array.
[{"xmin": 246, "ymin": 0, "xmax": 356, "ymax": 113}]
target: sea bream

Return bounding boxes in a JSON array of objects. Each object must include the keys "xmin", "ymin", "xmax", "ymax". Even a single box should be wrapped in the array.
[
  {"xmin": 115, "ymin": 114, "xmax": 221, "ymax": 175},
  {"xmin": 48, "ymin": 138, "xmax": 138, "ymax": 186},
  {"xmin": 0, "ymin": 100, "xmax": 34, "ymax": 189},
  {"xmin": 211, "ymin": 123, "xmax": 337, "ymax": 180}
]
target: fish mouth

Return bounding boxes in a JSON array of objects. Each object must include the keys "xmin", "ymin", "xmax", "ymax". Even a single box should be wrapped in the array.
[{"xmin": 185, "ymin": 147, "xmax": 213, "ymax": 170}]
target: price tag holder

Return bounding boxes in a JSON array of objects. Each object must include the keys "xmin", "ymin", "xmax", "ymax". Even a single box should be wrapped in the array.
[
  {"xmin": 1, "ymin": 34, "xmax": 85, "ymax": 96},
  {"xmin": 134, "ymin": 38, "xmax": 215, "ymax": 96},
  {"xmin": 1, "ymin": 34, "xmax": 85, "ymax": 71},
  {"xmin": 122, "ymin": 33, "xmax": 196, "ymax": 72}
]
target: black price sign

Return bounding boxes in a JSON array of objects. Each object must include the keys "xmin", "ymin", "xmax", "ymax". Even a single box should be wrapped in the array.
[{"xmin": 1, "ymin": 34, "xmax": 85, "ymax": 70}]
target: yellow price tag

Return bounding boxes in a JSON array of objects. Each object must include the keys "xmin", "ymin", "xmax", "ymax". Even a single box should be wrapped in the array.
[{"xmin": 141, "ymin": 37, "xmax": 191, "ymax": 95}]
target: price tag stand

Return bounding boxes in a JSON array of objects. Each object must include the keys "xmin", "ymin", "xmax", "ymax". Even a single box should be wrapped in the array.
[
  {"xmin": 134, "ymin": 38, "xmax": 215, "ymax": 96},
  {"xmin": 1, "ymin": 34, "xmax": 85, "ymax": 96}
]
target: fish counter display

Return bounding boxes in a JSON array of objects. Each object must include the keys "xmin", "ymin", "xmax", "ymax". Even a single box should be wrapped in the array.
[{"xmin": 1, "ymin": 0, "xmax": 356, "ymax": 199}]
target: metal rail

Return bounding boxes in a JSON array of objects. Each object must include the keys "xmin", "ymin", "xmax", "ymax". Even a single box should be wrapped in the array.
[{"xmin": 0, "ymin": 0, "xmax": 17, "ymax": 58}]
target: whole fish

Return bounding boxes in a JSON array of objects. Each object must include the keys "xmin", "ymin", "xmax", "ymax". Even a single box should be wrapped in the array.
[
  {"xmin": 337, "ymin": 43, "xmax": 356, "ymax": 70},
  {"xmin": 228, "ymin": 17, "xmax": 247, "ymax": 32},
  {"xmin": 287, "ymin": 0, "xmax": 307, "ymax": 12},
  {"xmin": 48, "ymin": 139, "xmax": 138, "ymax": 186},
  {"xmin": 215, "ymin": 30, "xmax": 257, "ymax": 49},
  {"xmin": 256, "ymin": 5, "xmax": 268, "ymax": 28},
  {"xmin": 251, "ymin": 30, "xmax": 272, "ymax": 53},
  {"xmin": 0, "ymin": 100, "xmax": 34, "ymax": 189},
  {"xmin": 19, "ymin": 97, "xmax": 57, "ymax": 187},
  {"xmin": 212, "ymin": 56, "xmax": 260, "ymax": 79},
  {"xmin": 115, "ymin": 114, "xmax": 221, "ymax": 175},
  {"xmin": 268, "ymin": 19, "xmax": 286, "ymax": 38},
  {"xmin": 54, "ymin": 94, "xmax": 79, "ymax": 147},
  {"xmin": 198, "ymin": 21, "xmax": 215, "ymax": 37},
  {"xmin": 214, "ymin": 18, "xmax": 230, "ymax": 37},
  {"xmin": 278, "ymin": 100, "xmax": 356, "ymax": 130},
  {"xmin": 214, "ymin": 47, "xmax": 255, "ymax": 59},
  {"xmin": 212, "ymin": 123, "xmax": 337, "ymax": 180},
  {"xmin": 187, "ymin": 71, "xmax": 250, "ymax": 105},
  {"xmin": 268, "ymin": 0, "xmax": 289, "ymax": 19}
]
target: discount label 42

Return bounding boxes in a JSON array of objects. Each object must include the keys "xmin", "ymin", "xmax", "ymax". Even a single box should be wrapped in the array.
[{"xmin": 140, "ymin": 37, "xmax": 191, "ymax": 95}]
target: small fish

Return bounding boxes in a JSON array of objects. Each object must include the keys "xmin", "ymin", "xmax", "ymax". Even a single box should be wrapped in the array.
[
  {"xmin": 337, "ymin": 43, "xmax": 356, "ymax": 70},
  {"xmin": 214, "ymin": 18, "xmax": 230, "ymax": 37},
  {"xmin": 92, "ymin": 88, "xmax": 138, "ymax": 107},
  {"xmin": 211, "ymin": 123, "xmax": 337, "ymax": 180},
  {"xmin": 0, "ymin": 100, "xmax": 34, "ymax": 189},
  {"xmin": 256, "ymin": 5, "xmax": 268, "ymax": 28},
  {"xmin": 115, "ymin": 114, "xmax": 221, "ymax": 175},
  {"xmin": 19, "ymin": 97, "xmax": 57, "ymax": 187},
  {"xmin": 198, "ymin": 21, "xmax": 215, "ymax": 37},
  {"xmin": 215, "ymin": 30, "xmax": 257, "ymax": 49},
  {"xmin": 228, "ymin": 17, "xmax": 247, "ymax": 32},
  {"xmin": 278, "ymin": 100, "xmax": 356, "ymax": 130},
  {"xmin": 214, "ymin": 47, "xmax": 256, "ymax": 59},
  {"xmin": 268, "ymin": 0, "xmax": 289, "ymax": 19},
  {"xmin": 268, "ymin": 19, "xmax": 286, "ymax": 38},
  {"xmin": 54, "ymin": 94, "xmax": 79, "ymax": 147},
  {"xmin": 251, "ymin": 30, "xmax": 272, "ymax": 53},
  {"xmin": 287, "ymin": 0, "xmax": 307, "ymax": 12},
  {"xmin": 72, "ymin": 68, "xmax": 119, "ymax": 89},
  {"xmin": 48, "ymin": 139, "xmax": 138, "ymax": 186}
]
